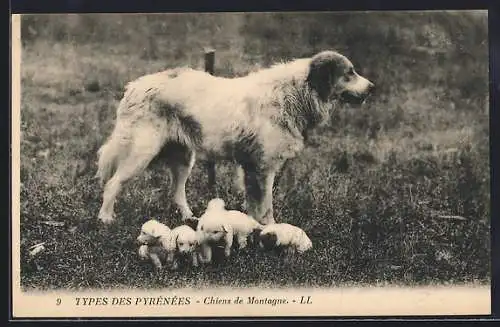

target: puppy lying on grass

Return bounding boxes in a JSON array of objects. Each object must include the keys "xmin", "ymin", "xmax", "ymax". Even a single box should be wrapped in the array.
[
  {"xmin": 258, "ymin": 223, "xmax": 313, "ymax": 263},
  {"xmin": 163, "ymin": 225, "xmax": 199, "ymax": 270},
  {"xmin": 136, "ymin": 219, "xmax": 172, "ymax": 270},
  {"xmin": 196, "ymin": 198, "xmax": 264, "ymax": 264}
]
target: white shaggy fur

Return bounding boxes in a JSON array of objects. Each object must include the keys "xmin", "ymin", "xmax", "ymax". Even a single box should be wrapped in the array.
[
  {"xmin": 96, "ymin": 50, "xmax": 374, "ymax": 226},
  {"xmin": 258, "ymin": 223, "xmax": 313, "ymax": 262},
  {"xmin": 136, "ymin": 219, "xmax": 171, "ymax": 245},
  {"xmin": 135, "ymin": 219, "xmax": 172, "ymax": 269},
  {"xmin": 163, "ymin": 224, "xmax": 199, "ymax": 270},
  {"xmin": 196, "ymin": 198, "xmax": 264, "ymax": 264}
]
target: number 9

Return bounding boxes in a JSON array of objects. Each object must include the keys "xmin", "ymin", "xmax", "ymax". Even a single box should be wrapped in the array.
[{"xmin": 56, "ymin": 298, "xmax": 61, "ymax": 305}]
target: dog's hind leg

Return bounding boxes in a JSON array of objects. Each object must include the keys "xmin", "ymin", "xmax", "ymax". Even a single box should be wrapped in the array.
[
  {"xmin": 98, "ymin": 127, "xmax": 165, "ymax": 224},
  {"xmin": 169, "ymin": 148, "xmax": 196, "ymax": 220}
]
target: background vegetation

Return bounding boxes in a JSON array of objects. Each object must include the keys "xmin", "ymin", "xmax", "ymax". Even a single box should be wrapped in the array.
[{"xmin": 19, "ymin": 11, "xmax": 490, "ymax": 289}]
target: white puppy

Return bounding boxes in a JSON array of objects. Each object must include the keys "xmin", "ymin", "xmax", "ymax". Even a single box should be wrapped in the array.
[
  {"xmin": 258, "ymin": 223, "xmax": 313, "ymax": 262},
  {"xmin": 136, "ymin": 219, "xmax": 172, "ymax": 269},
  {"xmin": 196, "ymin": 198, "xmax": 264, "ymax": 264},
  {"xmin": 163, "ymin": 225, "xmax": 199, "ymax": 270}
]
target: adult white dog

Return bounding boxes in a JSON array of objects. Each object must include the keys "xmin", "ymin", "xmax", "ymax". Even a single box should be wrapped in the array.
[{"xmin": 96, "ymin": 50, "xmax": 374, "ymax": 225}]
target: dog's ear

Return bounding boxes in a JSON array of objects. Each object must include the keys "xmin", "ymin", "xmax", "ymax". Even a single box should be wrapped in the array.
[
  {"xmin": 151, "ymin": 228, "xmax": 162, "ymax": 240},
  {"xmin": 307, "ymin": 53, "xmax": 341, "ymax": 102},
  {"xmin": 193, "ymin": 235, "xmax": 200, "ymax": 249},
  {"xmin": 163, "ymin": 230, "xmax": 178, "ymax": 252}
]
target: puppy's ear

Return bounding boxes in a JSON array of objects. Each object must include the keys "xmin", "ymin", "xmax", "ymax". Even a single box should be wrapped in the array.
[{"xmin": 251, "ymin": 227, "xmax": 263, "ymax": 245}]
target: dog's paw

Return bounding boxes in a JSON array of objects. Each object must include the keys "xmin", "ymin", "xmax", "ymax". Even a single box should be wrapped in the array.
[
  {"xmin": 169, "ymin": 262, "xmax": 179, "ymax": 271},
  {"xmin": 98, "ymin": 212, "xmax": 115, "ymax": 225},
  {"xmin": 179, "ymin": 206, "xmax": 194, "ymax": 219}
]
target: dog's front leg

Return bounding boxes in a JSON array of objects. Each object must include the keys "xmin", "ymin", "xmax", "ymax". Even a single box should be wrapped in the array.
[
  {"xmin": 149, "ymin": 253, "xmax": 163, "ymax": 270},
  {"xmin": 198, "ymin": 243, "xmax": 212, "ymax": 264},
  {"xmin": 233, "ymin": 165, "xmax": 247, "ymax": 210},
  {"xmin": 223, "ymin": 230, "xmax": 234, "ymax": 258},
  {"xmin": 236, "ymin": 234, "xmax": 248, "ymax": 250},
  {"xmin": 261, "ymin": 170, "xmax": 277, "ymax": 225},
  {"xmin": 170, "ymin": 258, "xmax": 179, "ymax": 271},
  {"xmin": 191, "ymin": 251, "xmax": 199, "ymax": 267},
  {"xmin": 166, "ymin": 251, "xmax": 176, "ymax": 270},
  {"xmin": 283, "ymin": 247, "xmax": 296, "ymax": 265},
  {"xmin": 206, "ymin": 160, "xmax": 217, "ymax": 197},
  {"xmin": 244, "ymin": 167, "xmax": 278, "ymax": 225}
]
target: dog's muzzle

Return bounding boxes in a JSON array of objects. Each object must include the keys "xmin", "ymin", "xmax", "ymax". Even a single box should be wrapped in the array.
[{"xmin": 340, "ymin": 82, "xmax": 375, "ymax": 105}]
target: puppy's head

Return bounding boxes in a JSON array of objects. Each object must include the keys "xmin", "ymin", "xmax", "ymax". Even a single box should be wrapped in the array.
[
  {"xmin": 307, "ymin": 50, "xmax": 375, "ymax": 105},
  {"xmin": 171, "ymin": 226, "xmax": 198, "ymax": 255},
  {"xmin": 248, "ymin": 226, "xmax": 264, "ymax": 247},
  {"xmin": 258, "ymin": 230, "xmax": 279, "ymax": 251},
  {"xmin": 197, "ymin": 221, "xmax": 231, "ymax": 243},
  {"xmin": 206, "ymin": 198, "xmax": 226, "ymax": 212},
  {"xmin": 136, "ymin": 219, "xmax": 170, "ymax": 245}
]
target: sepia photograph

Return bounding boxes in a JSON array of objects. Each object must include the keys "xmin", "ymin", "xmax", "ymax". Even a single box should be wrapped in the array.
[{"xmin": 12, "ymin": 10, "xmax": 491, "ymax": 317}]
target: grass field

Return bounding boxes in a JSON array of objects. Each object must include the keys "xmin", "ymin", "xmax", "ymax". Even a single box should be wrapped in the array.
[{"xmin": 19, "ymin": 12, "xmax": 490, "ymax": 290}]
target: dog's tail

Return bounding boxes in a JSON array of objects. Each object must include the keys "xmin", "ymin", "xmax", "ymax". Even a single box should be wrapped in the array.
[{"xmin": 95, "ymin": 83, "xmax": 137, "ymax": 186}]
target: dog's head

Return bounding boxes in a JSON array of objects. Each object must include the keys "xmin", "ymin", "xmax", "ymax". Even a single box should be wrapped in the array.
[
  {"xmin": 307, "ymin": 50, "xmax": 375, "ymax": 105},
  {"xmin": 206, "ymin": 198, "xmax": 226, "ymax": 212},
  {"xmin": 258, "ymin": 230, "xmax": 279, "ymax": 251},
  {"xmin": 136, "ymin": 219, "xmax": 171, "ymax": 245},
  {"xmin": 197, "ymin": 219, "xmax": 232, "ymax": 244},
  {"xmin": 166, "ymin": 225, "xmax": 198, "ymax": 255}
]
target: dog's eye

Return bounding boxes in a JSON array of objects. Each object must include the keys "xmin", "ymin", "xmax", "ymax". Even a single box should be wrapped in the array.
[
  {"xmin": 346, "ymin": 68, "xmax": 355, "ymax": 77},
  {"xmin": 179, "ymin": 242, "xmax": 184, "ymax": 246}
]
